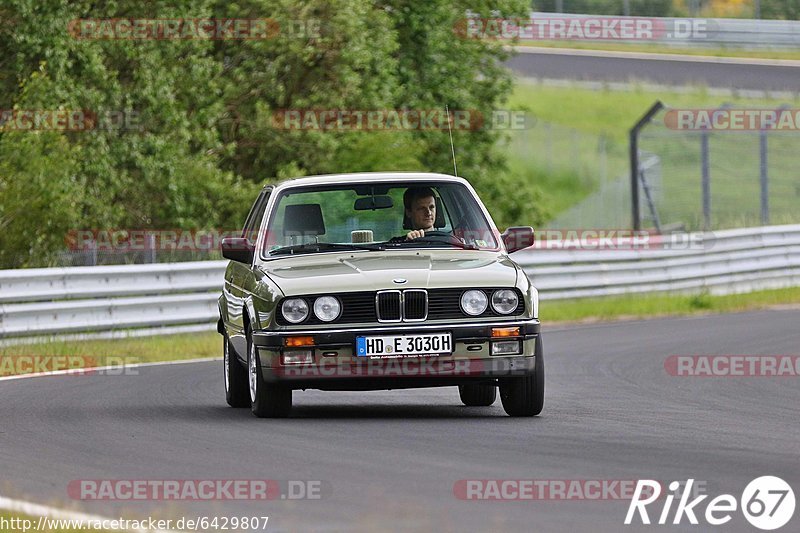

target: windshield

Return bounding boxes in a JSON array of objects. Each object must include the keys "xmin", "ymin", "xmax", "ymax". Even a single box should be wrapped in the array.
[{"xmin": 261, "ymin": 181, "xmax": 500, "ymax": 257}]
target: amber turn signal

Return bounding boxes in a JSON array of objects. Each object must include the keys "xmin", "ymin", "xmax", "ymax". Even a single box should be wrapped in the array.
[
  {"xmin": 285, "ymin": 336, "xmax": 314, "ymax": 347},
  {"xmin": 491, "ymin": 327, "xmax": 520, "ymax": 338}
]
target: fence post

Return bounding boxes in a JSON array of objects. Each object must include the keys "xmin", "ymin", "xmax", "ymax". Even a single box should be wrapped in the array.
[
  {"xmin": 599, "ymin": 134, "xmax": 607, "ymax": 185},
  {"xmin": 545, "ymin": 123, "xmax": 552, "ymax": 173},
  {"xmin": 571, "ymin": 129, "xmax": 579, "ymax": 173},
  {"xmin": 629, "ymin": 101, "xmax": 664, "ymax": 231},
  {"xmin": 760, "ymin": 130, "xmax": 769, "ymax": 225},
  {"xmin": 86, "ymin": 239, "xmax": 97, "ymax": 266},
  {"xmin": 701, "ymin": 130, "xmax": 711, "ymax": 230},
  {"xmin": 147, "ymin": 233, "xmax": 157, "ymax": 263}
]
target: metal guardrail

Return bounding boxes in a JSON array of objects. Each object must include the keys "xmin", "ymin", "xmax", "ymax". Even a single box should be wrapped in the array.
[
  {"xmin": 1, "ymin": 226, "xmax": 799, "ymax": 338},
  {"xmin": 529, "ymin": 12, "xmax": 800, "ymax": 49},
  {"xmin": 517, "ymin": 225, "xmax": 800, "ymax": 299},
  {"xmin": 0, "ymin": 262, "xmax": 226, "ymax": 337}
]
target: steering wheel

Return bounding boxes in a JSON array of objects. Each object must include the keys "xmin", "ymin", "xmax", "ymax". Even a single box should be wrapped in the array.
[
  {"xmin": 419, "ymin": 230, "xmax": 451, "ymax": 238},
  {"xmin": 412, "ymin": 230, "xmax": 466, "ymax": 247}
]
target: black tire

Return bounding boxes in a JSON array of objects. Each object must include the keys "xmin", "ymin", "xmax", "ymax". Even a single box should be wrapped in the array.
[
  {"xmin": 458, "ymin": 383, "xmax": 497, "ymax": 406},
  {"xmin": 224, "ymin": 334, "xmax": 250, "ymax": 407},
  {"xmin": 499, "ymin": 335, "xmax": 545, "ymax": 417},
  {"xmin": 247, "ymin": 326, "xmax": 292, "ymax": 418}
]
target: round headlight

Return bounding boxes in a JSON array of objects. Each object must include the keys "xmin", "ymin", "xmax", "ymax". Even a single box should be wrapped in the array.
[
  {"xmin": 460, "ymin": 290, "xmax": 488, "ymax": 316},
  {"xmin": 281, "ymin": 298, "xmax": 309, "ymax": 324},
  {"xmin": 492, "ymin": 289, "xmax": 519, "ymax": 314},
  {"xmin": 313, "ymin": 296, "xmax": 341, "ymax": 322}
]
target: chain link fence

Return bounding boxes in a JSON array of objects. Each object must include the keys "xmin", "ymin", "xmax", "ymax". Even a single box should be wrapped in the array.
[
  {"xmin": 506, "ymin": 119, "xmax": 631, "ymax": 228},
  {"xmin": 635, "ymin": 102, "xmax": 800, "ymax": 231}
]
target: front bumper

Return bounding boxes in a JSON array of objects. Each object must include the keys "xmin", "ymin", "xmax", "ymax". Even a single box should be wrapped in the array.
[{"xmin": 252, "ymin": 319, "xmax": 540, "ymax": 390}]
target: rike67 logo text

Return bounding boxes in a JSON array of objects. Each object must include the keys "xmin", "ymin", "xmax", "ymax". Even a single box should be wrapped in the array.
[{"xmin": 625, "ymin": 477, "xmax": 795, "ymax": 530}]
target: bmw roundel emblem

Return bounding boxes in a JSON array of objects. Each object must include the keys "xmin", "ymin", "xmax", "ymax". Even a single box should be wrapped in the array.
[{"xmin": 393, "ymin": 278, "xmax": 407, "ymax": 284}]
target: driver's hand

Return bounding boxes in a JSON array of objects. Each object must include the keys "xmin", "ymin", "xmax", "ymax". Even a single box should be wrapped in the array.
[{"xmin": 406, "ymin": 229, "xmax": 425, "ymax": 240}]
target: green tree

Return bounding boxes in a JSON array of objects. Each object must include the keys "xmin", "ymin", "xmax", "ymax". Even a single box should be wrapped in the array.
[{"xmin": 0, "ymin": 0, "xmax": 257, "ymax": 267}]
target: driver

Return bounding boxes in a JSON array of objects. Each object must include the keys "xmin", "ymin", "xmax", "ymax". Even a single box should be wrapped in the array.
[{"xmin": 403, "ymin": 186, "xmax": 436, "ymax": 240}]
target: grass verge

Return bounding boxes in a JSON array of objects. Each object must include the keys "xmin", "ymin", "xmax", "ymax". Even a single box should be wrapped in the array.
[
  {"xmin": 0, "ymin": 331, "xmax": 219, "ymax": 377},
  {"xmin": 544, "ymin": 286, "xmax": 800, "ymax": 324},
  {"xmin": 508, "ymin": 81, "xmax": 794, "ymax": 142}
]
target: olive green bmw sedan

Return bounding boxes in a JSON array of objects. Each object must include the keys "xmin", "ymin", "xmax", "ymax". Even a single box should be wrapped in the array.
[{"xmin": 218, "ymin": 172, "xmax": 543, "ymax": 418}]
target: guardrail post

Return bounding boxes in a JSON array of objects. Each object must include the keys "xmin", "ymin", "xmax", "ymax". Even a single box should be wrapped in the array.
[{"xmin": 760, "ymin": 130, "xmax": 769, "ymax": 225}]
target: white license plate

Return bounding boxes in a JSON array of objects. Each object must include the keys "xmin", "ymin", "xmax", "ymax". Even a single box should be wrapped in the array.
[{"xmin": 356, "ymin": 333, "xmax": 452, "ymax": 358}]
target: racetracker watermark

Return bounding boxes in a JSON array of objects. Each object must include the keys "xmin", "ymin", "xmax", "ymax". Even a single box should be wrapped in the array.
[
  {"xmin": 68, "ymin": 479, "xmax": 328, "ymax": 500},
  {"xmin": 0, "ymin": 355, "xmax": 140, "ymax": 377},
  {"xmin": 665, "ymin": 109, "xmax": 800, "ymax": 131},
  {"xmin": 532, "ymin": 229, "xmax": 709, "ymax": 251},
  {"xmin": 274, "ymin": 358, "xmax": 533, "ymax": 379},
  {"xmin": 65, "ymin": 229, "xmax": 243, "ymax": 252},
  {"xmin": 1, "ymin": 516, "xmax": 269, "ymax": 532},
  {"xmin": 454, "ymin": 17, "xmax": 710, "ymax": 41},
  {"xmin": 453, "ymin": 480, "xmax": 663, "ymax": 501},
  {"xmin": 0, "ymin": 109, "xmax": 140, "ymax": 131},
  {"xmin": 67, "ymin": 18, "xmax": 321, "ymax": 40},
  {"xmin": 665, "ymin": 355, "xmax": 800, "ymax": 377},
  {"xmin": 65, "ymin": 228, "xmax": 711, "ymax": 253},
  {"xmin": 269, "ymin": 109, "xmax": 534, "ymax": 131}
]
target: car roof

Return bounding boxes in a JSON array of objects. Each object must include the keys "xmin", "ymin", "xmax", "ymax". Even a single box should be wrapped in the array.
[{"xmin": 270, "ymin": 172, "xmax": 468, "ymax": 191}]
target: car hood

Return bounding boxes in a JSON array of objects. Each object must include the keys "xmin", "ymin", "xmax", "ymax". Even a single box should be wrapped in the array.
[{"xmin": 259, "ymin": 250, "xmax": 519, "ymax": 295}]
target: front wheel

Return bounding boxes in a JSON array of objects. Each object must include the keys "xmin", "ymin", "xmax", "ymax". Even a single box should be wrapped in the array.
[
  {"xmin": 247, "ymin": 328, "xmax": 292, "ymax": 418},
  {"xmin": 224, "ymin": 334, "xmax": 250, "ymax": 408},
  {"xmin": 499, "ymin": 335, "xmax": 545, "ymax": 417}
]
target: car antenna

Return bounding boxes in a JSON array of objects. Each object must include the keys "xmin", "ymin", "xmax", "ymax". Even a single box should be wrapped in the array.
[{"xmin": 445, "ymin": 104, "xmax": 458, "ymax": 177}]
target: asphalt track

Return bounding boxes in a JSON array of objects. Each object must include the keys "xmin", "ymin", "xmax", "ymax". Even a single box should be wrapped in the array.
[
  {"xmin": 506, "ymin": 49, "xmax": 800, "ymax": 93},
  {"xmin": 1, "ymin": 309, "xmax": 798, "ymax": 532}
]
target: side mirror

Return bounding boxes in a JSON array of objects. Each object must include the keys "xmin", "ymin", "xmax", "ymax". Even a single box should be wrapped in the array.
[
  {"xmin": 221, "ymin": 237, "xmax": 254, "ymax": 263},
  {"xmin": 501, "ymin": 226, "xmax": 535, "ymax": 254}
]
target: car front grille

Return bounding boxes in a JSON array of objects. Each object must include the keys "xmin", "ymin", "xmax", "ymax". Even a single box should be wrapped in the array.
[
  {"xmin": 403, "ymin": 290, "xmax": 427, "ymax": 321},
  {"xmin": 375, "ymin": 289, "xmax": 428, "ymax": 322},
  {"xmin": 276, "ymin": 288, "xmax": 524, "ymax": 325},
  {"xmin": 376, "ymin": 291, "xmax": 402, "ymax": 322}
]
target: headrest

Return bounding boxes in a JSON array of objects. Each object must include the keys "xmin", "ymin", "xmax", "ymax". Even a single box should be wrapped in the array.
[{"xmin": 283, "ymin": 204, "xmax": 325, "ymax": 236}]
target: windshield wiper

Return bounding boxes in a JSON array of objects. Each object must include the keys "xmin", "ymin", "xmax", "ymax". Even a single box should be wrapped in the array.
[
  {"xmin": 384, "ymin": 238, "xmax": 479, "ymax": 250},
  {"xmin": 447, "ymin": 240, "xmax": 480, "ymax": 250},
  {"xmin": 269, "ymin": 242, "xmax": 384, "ymax": 256}
]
